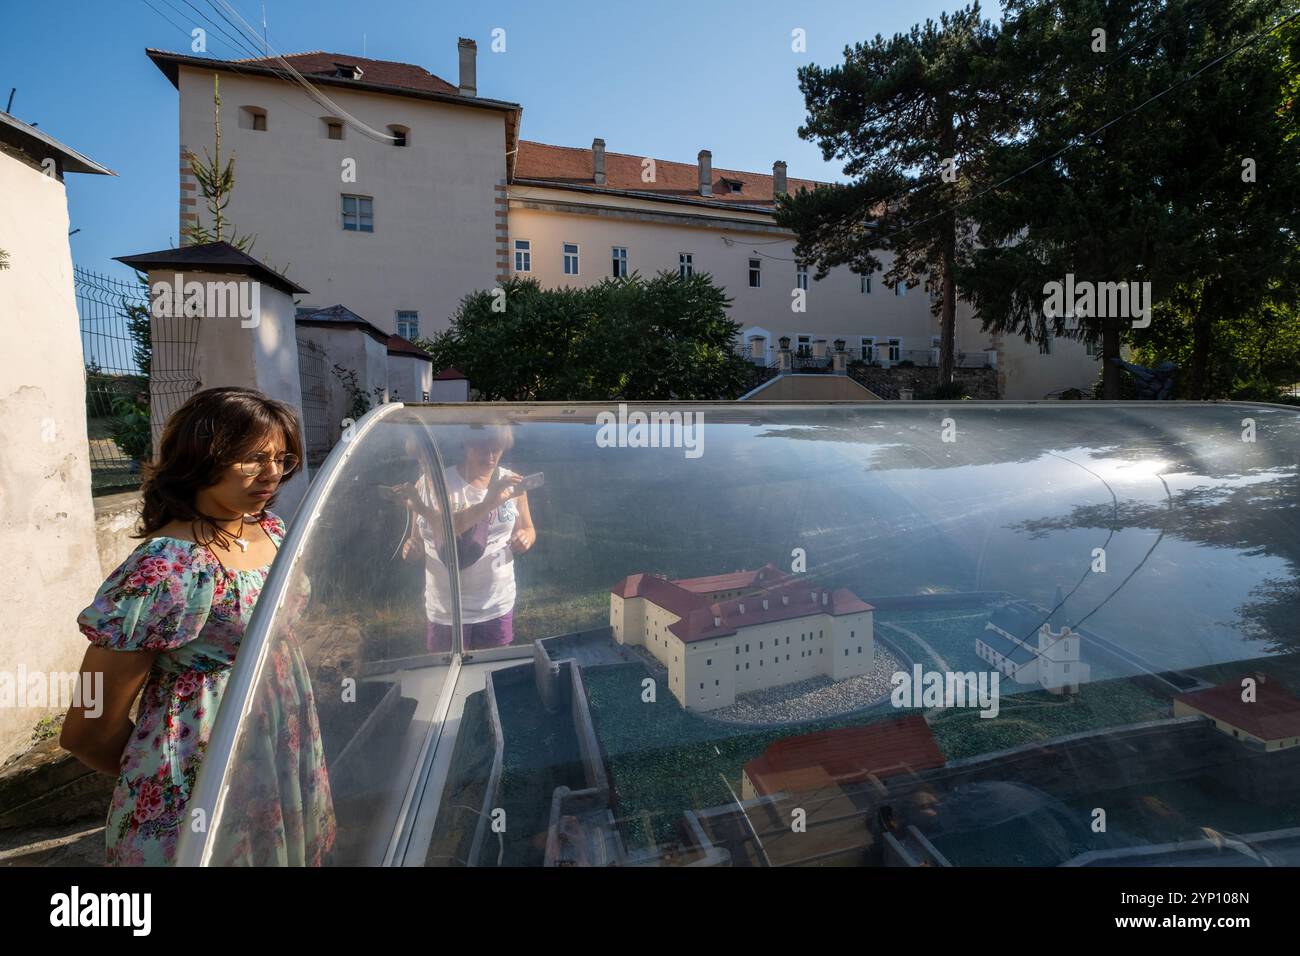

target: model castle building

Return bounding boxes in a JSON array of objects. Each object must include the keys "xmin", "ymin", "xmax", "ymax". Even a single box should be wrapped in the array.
[
  {"xmin": 610, "ymin": 563, "xmax": 874, "ymax": 712},
  {"xmin": 975, "ymin": 597, "xmax": 1090, "ymax": 695}
]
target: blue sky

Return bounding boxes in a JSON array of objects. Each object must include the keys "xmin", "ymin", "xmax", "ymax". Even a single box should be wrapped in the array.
[{"xmin": 3, "ymin": 0, "xmax": 999, "ymax": 279}]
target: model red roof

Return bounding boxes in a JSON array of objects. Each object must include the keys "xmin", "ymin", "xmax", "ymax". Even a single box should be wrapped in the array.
[
  {"xmin": 610, "ymin": 567, "xmax": 873, "ymax": 643},
  {"xmin": 1175, "ymin": 676, "xmax": 1300, "ymax": 742},
  {"xmin": 744, "ymin": 716, "xmax": 944, "ymax": 798},
  {"xmin": 673, "ymin": 563, "xmax": 790, "ymax": 594}
]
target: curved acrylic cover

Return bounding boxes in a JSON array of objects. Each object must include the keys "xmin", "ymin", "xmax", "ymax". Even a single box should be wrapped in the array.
[{"xmin": 184, "ymin": 401, "xmax": 1300, "ymax": 867}]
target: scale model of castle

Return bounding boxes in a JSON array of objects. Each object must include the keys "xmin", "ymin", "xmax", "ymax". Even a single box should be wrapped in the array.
[
  {"xmin": 610, "ymin": 563, "xmax": 874, "ymax": 712},
  {"xmin": 976, "ymin": 598, "xmax": 1090, "ymax": 695}
]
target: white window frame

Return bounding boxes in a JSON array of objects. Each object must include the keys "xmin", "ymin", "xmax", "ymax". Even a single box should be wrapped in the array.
[
  {"xmin": 748, "ymin": 258, "xmax": 761, "ymax": 288},
  {"xmin": 341, "ymin": 194, "xmax": 374, "ymax": 232},
  {"xmin": 796, "ymin": 263, "xmax": 809, "ymax": 291},
  {"xmin": 888, "ymin": 337, "xmax": 902, "ymax": 362},
  {"xmin": 563, "ymin": 242, "xmax": 580, "ymax": 276},
  {"xmin": 612, "ymin": 246, "xmax": 628, "ymax": 278},
  {"xmin": 796, "ymin": 334, "xmax": 812, "ymax": 357},
  {"xmin": 679, "ymin": 253, "xmax": 693, "ymax": 278},
  {"xmin": 514, "ymin": 239, "xmax": 532, "ymax": 273},
  {"xmin": 395, "ymin": 310, "xmax": 419, "ymax": 339},
  {"xmin": 861, "ymin": 274, "xmax": 872, "ymax": 294},
  {"xmin": 859, "ymin": 336, "xmax": 876, "ymax": 363}
]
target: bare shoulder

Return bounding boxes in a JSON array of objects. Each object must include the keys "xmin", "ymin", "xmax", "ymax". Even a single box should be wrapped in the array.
[{"xmin": 151, "ymin": 519, "xmax": 199, "ymax": 543}]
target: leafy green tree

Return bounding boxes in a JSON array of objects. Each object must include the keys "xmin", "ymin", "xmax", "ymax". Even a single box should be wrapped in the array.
[
  {"xmin": 777, "ymin": 4, "xmax": 1006, "ymax": 389},
  {"xmin": 417, "ymin": 273, "xmax": 754, "ymax": 401},
  {"xmin": 964, "ymin": 0, "xmax": 1299, "ymax": 398}
]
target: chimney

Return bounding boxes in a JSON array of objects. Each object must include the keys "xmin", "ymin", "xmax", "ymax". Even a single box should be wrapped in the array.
[
  {"xmin": 593, "ymin": 138, "xmax": 606, "ymax": 185},
  {"xmin": 698, "ymin": 149, "xmax": 712, "ymax": 196},
  {"xmin": 773, "ymin": 160, "xmax": 788, "ymax": 197},
  {"xmin": 458, "ymin": 38, "xmax": 477, "ymax": 97}
]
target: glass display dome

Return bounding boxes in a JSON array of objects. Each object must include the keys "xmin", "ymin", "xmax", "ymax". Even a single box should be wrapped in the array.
[{"xmin": 177, "ymin": 401, "xmax": 1300, "ymax": 867}]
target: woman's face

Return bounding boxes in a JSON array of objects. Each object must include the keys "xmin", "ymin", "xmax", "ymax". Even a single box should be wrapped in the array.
[
  {"xmin": 463, "ymin": 441, "xmax": 507, "ymax": 476},
  {"xmin": 201, "ymin": 427, "xmax": 290, "ymax": 516}
]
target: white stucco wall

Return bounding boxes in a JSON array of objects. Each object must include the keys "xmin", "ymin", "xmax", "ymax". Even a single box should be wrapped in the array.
[
  {"xmin": 387, "ymin": 354, "xmax": 432, "ymax": 403},
  {"xmin": 177, "ymin": 67, "xmax": 508, "ymax": 336},
  {"xmin": 0, "ymin": 150, "xmax": 107, "ymax": 761},
  {"xmin": 153, "ymin": 269, "xmax": 310, "ymax": 521}
]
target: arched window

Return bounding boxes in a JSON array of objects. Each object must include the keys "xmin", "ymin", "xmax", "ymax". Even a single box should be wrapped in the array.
[
  {"xmin": 387, "ymin": 124, "xmax": 409, "ymax": 147},
  {"xmin": 239, "ymin": 106, "xmax": 267, "ymax": 131}
]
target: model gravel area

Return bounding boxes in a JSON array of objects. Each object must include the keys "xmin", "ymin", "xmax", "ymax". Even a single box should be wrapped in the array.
[{"xmin": 706, "ymin": 646, "xmax": 902, "ymax": 724}]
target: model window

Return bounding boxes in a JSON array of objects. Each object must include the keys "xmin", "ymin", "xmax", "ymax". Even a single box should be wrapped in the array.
[
  {"xmin": 563, "ymin": 242, "xmax": 580, "ymax": 275},
  {"xmin": 612, "ymin": 246, "xmax": 628, "ymax": 278},
  {"xmin": 514, "ymin": 239, "xmax": 532, "ymax": 273},
  {"xmin": 861, "ymin": 274, "xmax": 872, "ymax": 294},
  {"xmin": 388, "ymin": 124, "xmax": 409, "ymax": 147},
  {"xmin": 679, "ymin": 253, "xmax": 693, "ymax": 278},
  {"xmin": 323, "ymin": 118, "xmax": 344, "ymax": 140},
  {"xmin": 796, "ymin": 263, "xmax": 809, "ymax": 290},
  {"xmin": 748, "ymin": 258, "xmax": 761, "ymax": 288}
]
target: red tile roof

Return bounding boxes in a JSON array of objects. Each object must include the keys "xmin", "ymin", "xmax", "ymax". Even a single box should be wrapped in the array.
[
  {"xmin": 1175, "ymin": 676, "xmax": 1300, "ymax": 742},
  {"xmin": 744, "ymin": 716, "xmax": 945, "ymax": 798},
  {"xmin": 433, "ymin": 367, "xmax": 467, "ymax": 381},
  {"xmin": 515, "ymin": 141, "xmax": 825, "ymax": 208},
  {"xmin": 229, "ymin": 51, "xmax": 460, "ymax": 96},
  {"xmin": 387, "ymin": 334, "xmax": 431, "ymax": 359},
  {"xmin": 611, "ymin": 567, "xmax": 873, "ymax": 643}
]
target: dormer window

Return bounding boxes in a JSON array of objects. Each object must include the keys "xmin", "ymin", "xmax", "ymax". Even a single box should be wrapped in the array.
[
  {"xmin": 719, "ymin": 177, "xmax": 744, "ymax": 193},
  {"xmin": 333, "ymin": 62, "xmax": 364, "ymax": 80},
  {"xmin": 387, "ymin": 125, "xmax": 409, "ymax": 147}
]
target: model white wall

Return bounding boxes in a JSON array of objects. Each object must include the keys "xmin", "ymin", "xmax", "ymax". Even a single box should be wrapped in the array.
[
  {"xmin": 0, "ymin": 153, "xmax": 107, "ymax": 762},
  {"xmin": 177, "ymin": 67, "xmax": 507, "ymax": 337}
]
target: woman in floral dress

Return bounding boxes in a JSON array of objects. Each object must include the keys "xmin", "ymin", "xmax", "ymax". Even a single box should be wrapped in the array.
[{"xmin": 60, "ymin": 387, "xmax": 335, "ymax": 866}]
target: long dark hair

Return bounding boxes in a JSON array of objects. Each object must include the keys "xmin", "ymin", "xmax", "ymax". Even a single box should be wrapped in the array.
[{"xmin": 136, "ymin": 387, "xmax": 304, "ymax": 549}]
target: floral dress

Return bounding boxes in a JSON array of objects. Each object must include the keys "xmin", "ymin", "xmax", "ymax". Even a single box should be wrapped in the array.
[{"xmin": 77, "ymin": 512, "xmax": 336, "ymax": 866}]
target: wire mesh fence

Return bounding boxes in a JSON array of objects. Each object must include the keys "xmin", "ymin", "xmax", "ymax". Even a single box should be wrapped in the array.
[{"xmin": 76, "ymin": 266, "xmax": 198, "ymax": 494}]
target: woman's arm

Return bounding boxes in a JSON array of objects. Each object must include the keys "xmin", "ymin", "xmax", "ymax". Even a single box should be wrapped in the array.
[
  {"xmin": 509, "ymin": 491, "xmax": 536, "ymax": 554},
  {"xmin": 59, "ymin": 646, "xmax": 158, "ymax": 776}
]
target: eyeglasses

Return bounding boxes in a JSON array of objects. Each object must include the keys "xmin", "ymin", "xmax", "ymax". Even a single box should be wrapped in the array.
[{"xmin": 237, "ymin": 453, "xmax": 299, "ymax": 477}]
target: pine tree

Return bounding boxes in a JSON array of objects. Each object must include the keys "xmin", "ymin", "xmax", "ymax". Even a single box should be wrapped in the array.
[{"xmin": 776, "ymin": 4, "xmax": 1007, "ymax": 391}]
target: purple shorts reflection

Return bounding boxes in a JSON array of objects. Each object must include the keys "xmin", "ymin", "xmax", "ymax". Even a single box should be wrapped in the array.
[{"xmin": 427, "ymin": 610, "xmax": 514, "ymax": 652}]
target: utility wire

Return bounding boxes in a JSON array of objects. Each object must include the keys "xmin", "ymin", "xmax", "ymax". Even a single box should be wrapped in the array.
[{"xmin": 206, "ymin": 0, "xmax": 399, "ymax": 142}]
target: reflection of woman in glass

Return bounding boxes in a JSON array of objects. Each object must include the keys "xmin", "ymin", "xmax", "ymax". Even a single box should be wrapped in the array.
[
  {"xmin": 60, "ymin": 387, "xmax": 335, "ymax": 866},
  {"xmin": 400, "ymin": 425, "xmax": 535, "ymax": 651}
]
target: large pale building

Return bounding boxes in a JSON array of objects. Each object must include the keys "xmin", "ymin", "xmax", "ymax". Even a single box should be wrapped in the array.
[
  {"xmin": 610, "ymin": 563, "xmax": 874, "ymax": 712},
  {"xmin": 148, "ymin": 39, "xmax": 1101, "ymax": 399}
]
